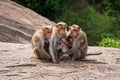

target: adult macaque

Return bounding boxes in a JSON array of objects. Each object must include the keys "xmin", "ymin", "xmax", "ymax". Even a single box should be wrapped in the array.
[
  {"xmin": 66, "ymin": 24, "xmax": 88, "ymax": 61},
  {"xmin": 31, "ymin": 25, "xmax": 53, "ymax": 61},
  {"xmin": 66, "ymin": 24, "xmax": 102, "ymax": 61},
  {"xmin": 50, "ymin": 22, "xmax": 67, "ymax": 63}
]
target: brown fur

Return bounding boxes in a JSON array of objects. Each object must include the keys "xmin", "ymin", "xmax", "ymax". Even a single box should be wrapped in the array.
[
  {"xmin": 49, "ymin": 22, "xmax": 67, "ymax": 63},
  {"xmin": 31, "ymin": 26, "xmax": 52, "ymax": 61},
  {"xmin": 65, "ymin": 25, "xmax": 88, "ymax": 61}
]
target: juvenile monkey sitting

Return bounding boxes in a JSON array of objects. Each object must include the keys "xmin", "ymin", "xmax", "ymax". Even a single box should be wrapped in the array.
[{"xmin": 31, "ymin": 25, "xmax": 53, "ymax": 62}]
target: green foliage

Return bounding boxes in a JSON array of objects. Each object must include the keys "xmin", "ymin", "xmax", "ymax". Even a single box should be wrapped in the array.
[
  {"xmin": 99, "ymin": 33, "xmax": 120, "ymax": 48},
  {"xmin": 12, "ymin": 0, "xmax": 68, "ymax": 20},
  {"xmin": 102, "ymin": 0, "xmax": 120, "ymax": 11},
  {"xmin": 56, "ymin": 6, "xmax": 116, "ymax": 45},
  {"xmin": 99, "ymin": 38, "xmax": 120, "ymax": 48},
  {"xmin": 45, "ymin": 0, "xmax": 68, "ymax": 12}
]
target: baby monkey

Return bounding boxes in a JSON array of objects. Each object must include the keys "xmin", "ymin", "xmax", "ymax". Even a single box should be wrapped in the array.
[{"xmin": 56, "ymin": 36, "xmax": 68, "ymax": 59}]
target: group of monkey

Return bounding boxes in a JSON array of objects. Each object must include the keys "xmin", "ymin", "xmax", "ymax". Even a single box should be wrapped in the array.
[{"xmin": 31, "ymin": 22, "xmax": 101, "ymax": 64}]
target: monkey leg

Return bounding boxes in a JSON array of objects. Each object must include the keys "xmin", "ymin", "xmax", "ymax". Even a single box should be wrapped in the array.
[
  {"xmin": 78, "ymin": 49, "xmax": 86, "ymax": 60},
  {"xmin": 33, "ymin": 47, "xmax": 41, "ymax": 59},
  {"xmin": 55, "ymin": 53, "xmax": 60, "ymax": 63},
  {"xmin": 79, "ymin": 53, "xmax": 86, "ymax": 59},
  {"xmin": 33, "ymin": 47, "xmax": 50, "ymax": 60},
  {"xmin": 77, "ymin": 45, "xmax": 87, "ymax": 60},
  {"xmin": 64, "ymin": 48, "xmax": 77, "ymax": 60},
  {"xmin": 69, "ymin": 54, "xmax": 73, "ymax": 59},
  {"xmin": 72, "ymin": 51, "xmax": 82, "ymax": 61},
  {"xmin": 70, "ymin": 48, "xmax": 86, "ymax": 61}
]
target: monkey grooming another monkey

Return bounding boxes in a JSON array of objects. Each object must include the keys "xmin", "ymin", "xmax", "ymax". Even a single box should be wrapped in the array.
[
  {"xmin": 31, "ymin": 25, "xmax": 53, "ymax": 61},
  {"xmin": 49, "ymin": 22, "xmax": 67, "ymax": 63}
]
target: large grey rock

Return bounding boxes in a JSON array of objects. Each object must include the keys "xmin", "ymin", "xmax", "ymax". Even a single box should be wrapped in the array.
[{"xmin": 0, "ymin": 0, "xmax": 54, "ymax": 43}]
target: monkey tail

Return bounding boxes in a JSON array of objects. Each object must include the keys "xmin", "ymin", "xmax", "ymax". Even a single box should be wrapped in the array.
[{"xmin": 86, "ymin": 52, "xmax": 102, "ymax": 56}]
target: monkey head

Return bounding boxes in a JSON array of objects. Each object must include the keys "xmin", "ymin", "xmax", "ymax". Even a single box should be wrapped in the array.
[
  {"xmin": 42, "ymin": 25, "xmax": 53, "ymax": 39},
  {"xmin": 56, "ymin": 22, "xmax": 67, "ymax": 35},
  {"xmin": 69, "ymin": 24, "xmax": 80, "ymax": 38},
  {"xmin": 60, "ymin": 36, "xmax": 68, "ymax": 45}
]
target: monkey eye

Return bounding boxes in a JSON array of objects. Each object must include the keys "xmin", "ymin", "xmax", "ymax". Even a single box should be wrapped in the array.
[
  {"xmin": 72, "ymin": 29, "xmax": 79, "ymax": 32},
  {"xmin": 59, "ymin": 25, "xmax": 66, "ymax": 28},
  {"xmin": 47, "ymin": 31, "xmax": 52, "ymax": 33},
  {"xmin": 44, "ymin": 27, "xmax": 52, "ymax": 31},
  {"xmin": 59, "ymin": 26, "xmax": 66, "ymax": 30},
  {"xmin": 60, "ymin": 28, "xmax": 65, "ymax": 30}
]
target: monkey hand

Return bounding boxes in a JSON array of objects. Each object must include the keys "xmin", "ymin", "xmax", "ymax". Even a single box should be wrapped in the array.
[
  {"xmin": 64, "ymin": 48, "xmax": 74, "ymax": 55},
  {"xmin": 57, "ymin": 44, "xmax": 65, "ymax": 50},
  {"xmin": 67, "ymin": 47, "xmax": 78, "ymax": 54}
]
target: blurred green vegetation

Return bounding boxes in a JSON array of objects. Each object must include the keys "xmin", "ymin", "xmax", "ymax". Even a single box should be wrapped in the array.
[
  {"xmin": 12, "ymin": 0, "xmax": 120, "ymax": 48},
  {"xmin": 11, "ymin": 0, "xmax": 69, "ymax": 20},
  {"xmin": 56, "ymin": 6, "xmax": 117, "ymax": 45},
  {"xmin": 99, "ymin": 33, "xmax": 120, "ymax": 48}
]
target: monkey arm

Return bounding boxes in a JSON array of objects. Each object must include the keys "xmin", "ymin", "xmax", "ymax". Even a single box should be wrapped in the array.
[
  {"xmin": 38, "ymin": 40, "xmax": 51, "ymax": 59},
  {"xmin": 79, "ymin": 35, "xmax": 88, "ymax": 54},
  {"xmin": 64, "ymin": 48, "xmax": 76, "ymax": 55},
  {"xmin": 31, "ymin": 37, "xmax": 42, "ymax": 59},
  {"xmin": 57, "ymin": 44, "xmax": 65, "ymax": 50},
  {"xmin": 72, "ymin": 38, "xmax": 80, "ymax": 48},
  {"xmin": 31, "ymin": 36, "xmax": 39, "ymax": 48},
  {"xmin": 32, "ymin": 37, "xmax": 50, "ymax": 59},
  {"xmin": 49, "ymin": 40, "xmax": 58, "ymax": 63},
  {"xmin": 72, "ymin": 32, "xmax": 88, "ymax": 52}
]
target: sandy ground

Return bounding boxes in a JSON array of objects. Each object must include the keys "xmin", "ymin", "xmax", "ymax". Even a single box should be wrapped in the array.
[{"xmin": 0, "ymin": 42, "xmax": 120, "ymax": 80}]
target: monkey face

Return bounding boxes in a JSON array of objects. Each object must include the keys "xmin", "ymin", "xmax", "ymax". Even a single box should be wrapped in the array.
[
  {"xmin": 61, "ymin": 38, "xmax": 68, "ymax": 44},
  {"xmin": 46, "ymin": 31, "xmax": 52, "ymax": 39},
  {"xmin": 56, "ymin": 22, "xmax": 67, "ymax": 35},
  {"xmin": 69, "ymin": 24, "xmax": 80, "ymax": 37},
  {"xmin": 42, "ymin": 26, "xmax": 53, "ymax": 39},
  {"xmin": 57, "ymin": 25, "xmax": 66, "ymax": 35},
  {"xmin": 71, "ymin": 28, "xmax": 79, "ymax": 37},
  {"xmin": 59, "ymin": 28, "xmax": 66, "ymax": 35}
]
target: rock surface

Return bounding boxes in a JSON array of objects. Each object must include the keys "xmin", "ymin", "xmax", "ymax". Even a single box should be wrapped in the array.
[
  {"xmin": 0, "ymin": 0, "xmax": 54, "ymax": 43},
  {"xmin": 0, "ymin": 42, "xmax": 120, "ymax": 80}
]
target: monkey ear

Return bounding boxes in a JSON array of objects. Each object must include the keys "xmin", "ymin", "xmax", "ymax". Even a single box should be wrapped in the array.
[
  {"xmin": 79, "ymin": 27, "xmax": 82, "ymax": 30},
  {"xmin": 42, "ymin": 27, "xmax": 47, "ymax": 32},
  {"xmin": 65, "ymin": 24, "xmax": 68, "ymax": 27},
  {"xmin": 69, "ymin": 26, "xmax": 72, "ymax": 30},
  {"xmin": 55, "ymin": 24, "xmax": 58, "ymax": 28}
]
